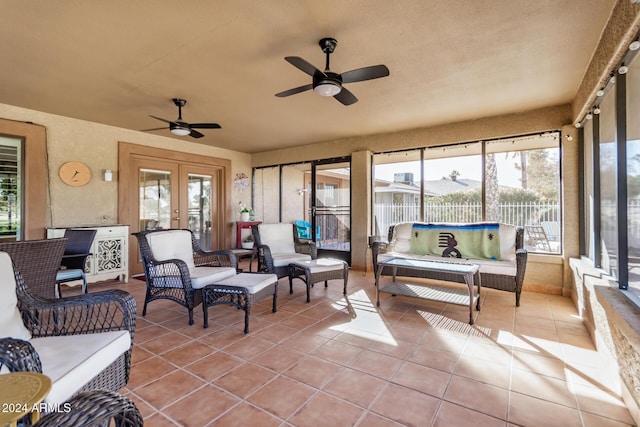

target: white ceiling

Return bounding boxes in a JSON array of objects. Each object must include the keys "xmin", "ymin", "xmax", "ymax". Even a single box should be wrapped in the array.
[{"xmin": 0, "ymin": 1, "xmax": 616, "ymax": 153}]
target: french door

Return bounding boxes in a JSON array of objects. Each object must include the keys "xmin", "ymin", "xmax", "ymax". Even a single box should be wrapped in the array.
[{"xmin": 126, "ymin": 158, "xmax": 224, "ymax": 275}]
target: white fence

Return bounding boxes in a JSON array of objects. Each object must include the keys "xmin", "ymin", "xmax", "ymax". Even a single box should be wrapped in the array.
[{"xmin": 374, "ymin": 201, "xmax": 560, "ymax": 236}]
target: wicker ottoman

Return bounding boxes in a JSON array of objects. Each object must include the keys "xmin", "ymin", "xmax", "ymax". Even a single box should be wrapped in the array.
[
  {"xmin": 288, "ymin": 258, "xmax": 349, "ymax": 303},
  {"xmin": 202, "ymin": 273, "xmax": 278, "ymax": 333}
]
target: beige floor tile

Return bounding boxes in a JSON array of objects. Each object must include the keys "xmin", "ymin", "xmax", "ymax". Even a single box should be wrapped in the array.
[
  {"xmin": 444, "ymin": 376, "xmax": 508, "ymax": 420},
  {"xmin": 128, "ymin": 356, "xmax": 177, "ymax": 390},
  {"xmin": 454, "ymin": 355, "xmax": 511, "ymax": 389},
  {"xmin": 284, "ymin": 355, "xmax": 343, "ymax": 388},
  {"xmin": 312, "ymin": 339, "xmax": 364, "ymax": 366},
  {"xmin": 162, "ymin": 385, "xmax": 240, "ymax": 426},
  {"xmin": 185, "ymin": 351, "xmax": 244, "ymax": 382},
  {"xmin": 323, "ymin": 367, "xmax": 387, "ymax": 408},
  {"xmin": 348, "ymin": 349, "xmax": 404, "ymax": 380},
  {"xmin": 392, "ymin": 361, "xmax": 451, "ymax": 398},
  {"xmin": 508, "ymin": 391, "xmax": 582, "ymax": 427},
  {"xmin": 247, "ymin": 376, "xmax": 316, "ymax": 419},
  {"xmin": 209, "ymin": 402, "xmax": 281, "ymax": 426},
  {"xmin": 140, "ymin": 331, "xmax": 194, "ymax": 355},
  {"xmin": 433, "ymin": 401, "xmax": 506, "ymax": 427},
  {"xmin": 289, "ymin": 392, "xmax": 365, "ymax": 427},
  {"xmin": 161, "ymin": 340, "xmax": 215, "ymax": 366},
  {"xmin": 511, "ymin": 369, "xmax": 577, "ymax": 408},
  {"xmin": 135, "ymin": 370, "xmax": 206, "ymax": 409},
  {"xmin": 251, "ymin": 344, "xmax": 306, "ymax": 372},
  {"xmin": 370, "ymin": 383, "xmax": 441, "ymax": 426},
  {"xmin": 214, "ymin": 362, "xmax": 278, "ymax": 398},
  {"xmin": 407, "ymin": 343, "xmax": 460, "ymax": 373}
]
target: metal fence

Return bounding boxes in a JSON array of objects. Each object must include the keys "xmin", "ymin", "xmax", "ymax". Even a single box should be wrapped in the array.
[{"xmin": 374, "ymin": 200, "xmax": 560, "ymax": 236}]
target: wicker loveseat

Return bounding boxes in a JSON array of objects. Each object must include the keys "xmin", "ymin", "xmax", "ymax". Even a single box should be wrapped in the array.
[
  {"xmin": 0, "ymin": 251, "xmax": 136, "ymax": 407},
  {"xmin": 372, "ymin": 222, "xmax": 528, "ymax": 306}
]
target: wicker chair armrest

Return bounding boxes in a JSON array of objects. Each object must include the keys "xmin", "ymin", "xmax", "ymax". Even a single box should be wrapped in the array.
[
  {"xmin": 295, "ymin": 241, "xmax": 317, "ymax": 259},
  {"xmin": 37, "ymin": 389, "xmax": 143, "ymax": 427},
  {"xmin": 0, "ymin": 338, "xmax": 43, "ymax": 373},
  {"xmin": 20, "ymin": 289, "xmax": 136, "ymax": 341},
  {"xmin": 194, "ymin": 249, "xmax": 237, "ymax": 269},
  {"xmin": 256, "ymin": 244, "xmax": 275, "ymax": 273},
  {"xmin": 515, "ymin": 248, "xmax": 528, "ymax": 291}
]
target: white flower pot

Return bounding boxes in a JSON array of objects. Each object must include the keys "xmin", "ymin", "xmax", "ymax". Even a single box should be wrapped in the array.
[
  {"xmin": 241, "ymin": 241, "xmax": 254, "ymax": 249},
  {"xmin": 240, "ymin": 212, "xmax": 250, "ymax": 221}
]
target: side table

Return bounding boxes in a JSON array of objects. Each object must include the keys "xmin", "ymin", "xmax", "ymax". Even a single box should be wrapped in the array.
[{"xmin": 0, "ymin": 372, "xmax": 51, "ymax": 427}]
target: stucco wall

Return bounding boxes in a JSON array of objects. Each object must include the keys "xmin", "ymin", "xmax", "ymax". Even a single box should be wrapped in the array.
[{"xmin": 0, "ymin": 103, "xmax": 252, "ymax": 234}]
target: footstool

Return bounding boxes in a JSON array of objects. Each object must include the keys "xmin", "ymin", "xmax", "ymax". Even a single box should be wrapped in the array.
[
  {"xmin": 202, "ymin": 273, "xmax": 278, "ymax": 333},
  {"xmin": 288, "ymin": 258, "xmax": 349, "ymax": 303}
]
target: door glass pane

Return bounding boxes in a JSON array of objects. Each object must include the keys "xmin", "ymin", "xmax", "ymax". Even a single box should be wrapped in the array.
[
  {"xmin": 282, "ymin": 163, "xmax": 312, "ymax": 237},
  {"xmin": 139, "ymin": 169, "xmax": 171, "ymax": 231},
  {"xmin": 0, "ymin": 137, "xmax": 21, "ymax": 241},
  {"xmin": 486, "ymin": 133, "xmax": 561, "ymax": 253},
  {"xmin": 188, "ymin": 174, "xmax": 213, "ymax": 250},
  {"xmin": 628, "ymin": 54, "xmax": 640, "ymax": 292},
  {"xmin": 424, "ymin": 143, "xmax": 483, "ymax": 223},
  {"xmin": 600, "ymin": 83, "xmax": 618, "ymax": 278},
  {"xmin": 254, "ymin": 167, "xmax": 280, "ymax": 223},
  {"xmin": 316, "ymin": 162, "xmax": 350, "ymax": 251}
]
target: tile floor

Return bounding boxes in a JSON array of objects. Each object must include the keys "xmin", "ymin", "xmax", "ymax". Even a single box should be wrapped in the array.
[{"xmin": 88, "ymin": 261, "xmax": 636, "ymax": 426}]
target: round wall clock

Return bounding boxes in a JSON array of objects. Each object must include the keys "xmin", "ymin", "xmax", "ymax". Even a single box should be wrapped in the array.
[{"xmin": 59, "ymin": 161, "xmax": 91, "ymax": 187}]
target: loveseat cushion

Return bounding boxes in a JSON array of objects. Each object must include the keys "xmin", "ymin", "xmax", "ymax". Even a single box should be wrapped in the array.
[
  {"xmin": 189, "ymin": 266, "xmax": 237, "ymax": 289},
  {"xmin": 30, "ymin": 330, "xmax": 131, "ymax": 405},
  {"xmin": 0, "ymin": 252, "xmax": 31, "ymax": 341},
  {"xmin": 258, "ymin": 224, "xmax": 296, "ymax": 254},
  {"xmin": 147, "ymin": 230, "xmax": 195, "ymax": 268}
]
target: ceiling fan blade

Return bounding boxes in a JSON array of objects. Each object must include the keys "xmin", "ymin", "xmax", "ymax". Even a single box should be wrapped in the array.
[
  {"xmin": 285, "ymin": 56, "xmax": 324, "ymax": 77},
  {"xmin": 334, "ymin": 87, "xmax": 358, "ymax": 106},
  {"xmin": 149, "ymin": 115, "xmax": 174, "ymax": 125},
  {"xmin": 275, "ymin": 84, "xmax": 314, "ymax": 97},
  {"xmin": 188, "ymin": 129, "xmax": 205, "ymax": 138},
  {"xmin": 140, "ymin": 126, "xmax": 169, "ymax": 132},
  {"xmin": 341, "ymin": 64, "xmax": 390, "ymax": 84},
  {"xmin": 189, "ymin": 123, "xmax": 221, "ymax": 129}
]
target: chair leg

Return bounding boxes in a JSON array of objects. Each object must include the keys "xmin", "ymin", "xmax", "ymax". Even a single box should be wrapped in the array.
[
  {"xmin": 188, "ymin": 308, "xmax": 194, "ymax": 325},
  {"xmin": 56, "ymin": 282, "xmax": 62, "ymax": 298},
  {"xmin": 244, "ymin": 306, "xmax": 250, "ymax": 334},
  {"xmin": 81, "ymin": 274, "xmax": 88, "ymax": 294}
]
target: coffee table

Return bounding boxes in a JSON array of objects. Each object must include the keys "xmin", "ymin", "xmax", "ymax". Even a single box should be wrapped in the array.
[{"xmin": 375, "ymin": 257, "xmax": 481, "ymax": 324}]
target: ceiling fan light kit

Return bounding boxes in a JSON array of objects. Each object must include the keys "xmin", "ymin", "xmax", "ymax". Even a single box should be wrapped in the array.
[
  {"xmin": 142, "ymin": 98, "xmax": 221, "ymax": 139},
  {"xmin": 276, "ymin": 37, "xmax": 389, "ymax": 105}
]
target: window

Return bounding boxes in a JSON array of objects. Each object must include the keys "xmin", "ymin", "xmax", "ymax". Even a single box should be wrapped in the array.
[
  {"xmin": 373, "ymin": 132, "xmax": 562, "ymax": 254},
  {"xmin": 0, "ymin": 137, "xmax": 21, "ymax": 241},
  {"xmin": 628, "ymin": 52, "xmax": 640, "ymax": 295}
]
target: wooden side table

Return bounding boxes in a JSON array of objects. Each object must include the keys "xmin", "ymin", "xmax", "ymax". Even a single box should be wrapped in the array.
[
  {"xmin": 0, "ymin": 372, "xmax": 52, "ymax": 426},
  {"xmin": 235, "ymin": 221, "xmax": 261, "ymax": 248}
]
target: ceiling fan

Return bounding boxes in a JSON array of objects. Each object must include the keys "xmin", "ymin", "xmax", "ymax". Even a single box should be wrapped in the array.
[
  {"xmin": 142, "ymin": 98, "xmax": 221, "ymax": 138},
  {"xmin": 275, "ymin": 38, "xmax": 390, "ymax": 106}
]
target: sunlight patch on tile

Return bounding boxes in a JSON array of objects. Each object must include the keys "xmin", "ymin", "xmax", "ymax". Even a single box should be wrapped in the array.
[
  {"xmin": 330, "ymin": 290, "xmax": 397, "ymax": 346},
  {"xmin": 417, "ymin": 310, "xmax": 491, "ymax": 337}
]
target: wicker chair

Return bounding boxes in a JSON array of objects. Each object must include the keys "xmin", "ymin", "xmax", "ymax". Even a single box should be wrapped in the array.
[
  {"xmin": 0, "ymin": 252, "xmax": 136, "ymax": 418},
  {"xmin": 0, "ymin": 238, "xmax": 67, "ymax": 299},
  {"xmin": 133, "ymin": 229, "xmax": 238, "ymax": 325},
  {"xmin": 252, "ymin": 223, "xmax": 317, "ymax": 279},
  {"xmin": 37, "ymin": 389, "xmax": 143, "ymax": 427}
]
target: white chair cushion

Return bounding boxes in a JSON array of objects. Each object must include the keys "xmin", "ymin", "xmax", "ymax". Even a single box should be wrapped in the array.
[
  {"xmin": 147, "ymin": 230, "xmax": 195, "ymax": 268},
  {"xmin": 214, "ymin": 273, "xmax": 278, "ymax": 294},
  {"xmin": 290, "ymin": 258, "xmax": 346, "ymax": 274},
  {"xmin": 30, "ymin": 330, "xmax": 131, "ymax": 405},
  {"xmin": 189, "ymin": 266, "xmax": 237, "ymax": 289},
  {"xmin": 0, "ymin": 252, "xmax": 31, "ymax": 341},
  {"xmin": 272, "ymin": 253, "xmax": 311, "ymax": 267},
  {"xmin": 258, "ymin": 224, "xmax": 296, "ymax": 254}
]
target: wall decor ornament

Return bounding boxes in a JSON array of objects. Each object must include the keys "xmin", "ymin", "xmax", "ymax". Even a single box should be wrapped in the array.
[{"xmin": 234, "ymin": 172, "xmax": 249, "ymax": 192}]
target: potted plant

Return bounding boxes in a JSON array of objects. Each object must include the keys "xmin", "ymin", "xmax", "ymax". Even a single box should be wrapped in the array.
[
  {"xmin": 239, "ymin": 203, "xmax": 251, "ymax": 221},
  {"xmin": 241, "ymin": 235, "xmax": 254, "ymax": 249}
]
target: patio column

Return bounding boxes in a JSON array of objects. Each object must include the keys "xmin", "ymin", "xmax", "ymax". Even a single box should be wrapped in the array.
[{"xmin": 351, "ymin": 150, "xmax": 371, "ymax": 271}]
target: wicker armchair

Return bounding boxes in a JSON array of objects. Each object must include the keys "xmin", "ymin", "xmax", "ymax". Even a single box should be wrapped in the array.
[
  {"xmin": 0, "ymin": 252, "xmax": 136, "ymax": 414},
  {"xmin": 37, "ymin": 389, "xmax": 143, "ymax": 427},
  {"xmin": 133, "ymin": 229, "xmax": 238, "ymax": 325},
  {"xmin": 0, "ymin": 238, "xmax": 67, "ymax": 299},
  {"xmin": 252, "ymin": 223, "xmax": 317, "ymax": 279}
]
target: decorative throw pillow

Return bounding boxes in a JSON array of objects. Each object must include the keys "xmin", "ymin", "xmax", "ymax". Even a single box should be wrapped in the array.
[
  {"xmin": 410, "ymin": 223, "xmax": 501, "ymax": 260},
  {"xmin": 0, "ymin": 252, "xmax": 32, "ymax": 340}
]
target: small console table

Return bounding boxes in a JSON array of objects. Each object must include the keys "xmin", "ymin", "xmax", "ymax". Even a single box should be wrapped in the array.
[
  {"xmin": 235, "ymin": 221, "xmax": 261, "ymax": 249},
  {"xmin": 375, "ymin": 257, "xmax": 481, "ymax": 324}
]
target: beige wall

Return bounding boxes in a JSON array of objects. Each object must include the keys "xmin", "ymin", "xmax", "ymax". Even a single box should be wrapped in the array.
[{"xmin": 0, "ymin": 103, "xmax": 252, "ymax": 234}]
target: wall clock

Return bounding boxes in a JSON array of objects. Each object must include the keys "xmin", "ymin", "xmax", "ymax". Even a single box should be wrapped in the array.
[{"xmin": 59, "ymin": 161, "xmax": 91, "ymax": 187}]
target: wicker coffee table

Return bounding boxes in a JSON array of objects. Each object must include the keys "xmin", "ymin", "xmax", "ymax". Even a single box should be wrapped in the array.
[
  {"xmin": 202, "ymin": 273, "xmax": 278, "ymax": 333},
  {"xmin": 288, "ymin": 258, "xmax": 349, "ymax": 302}
]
